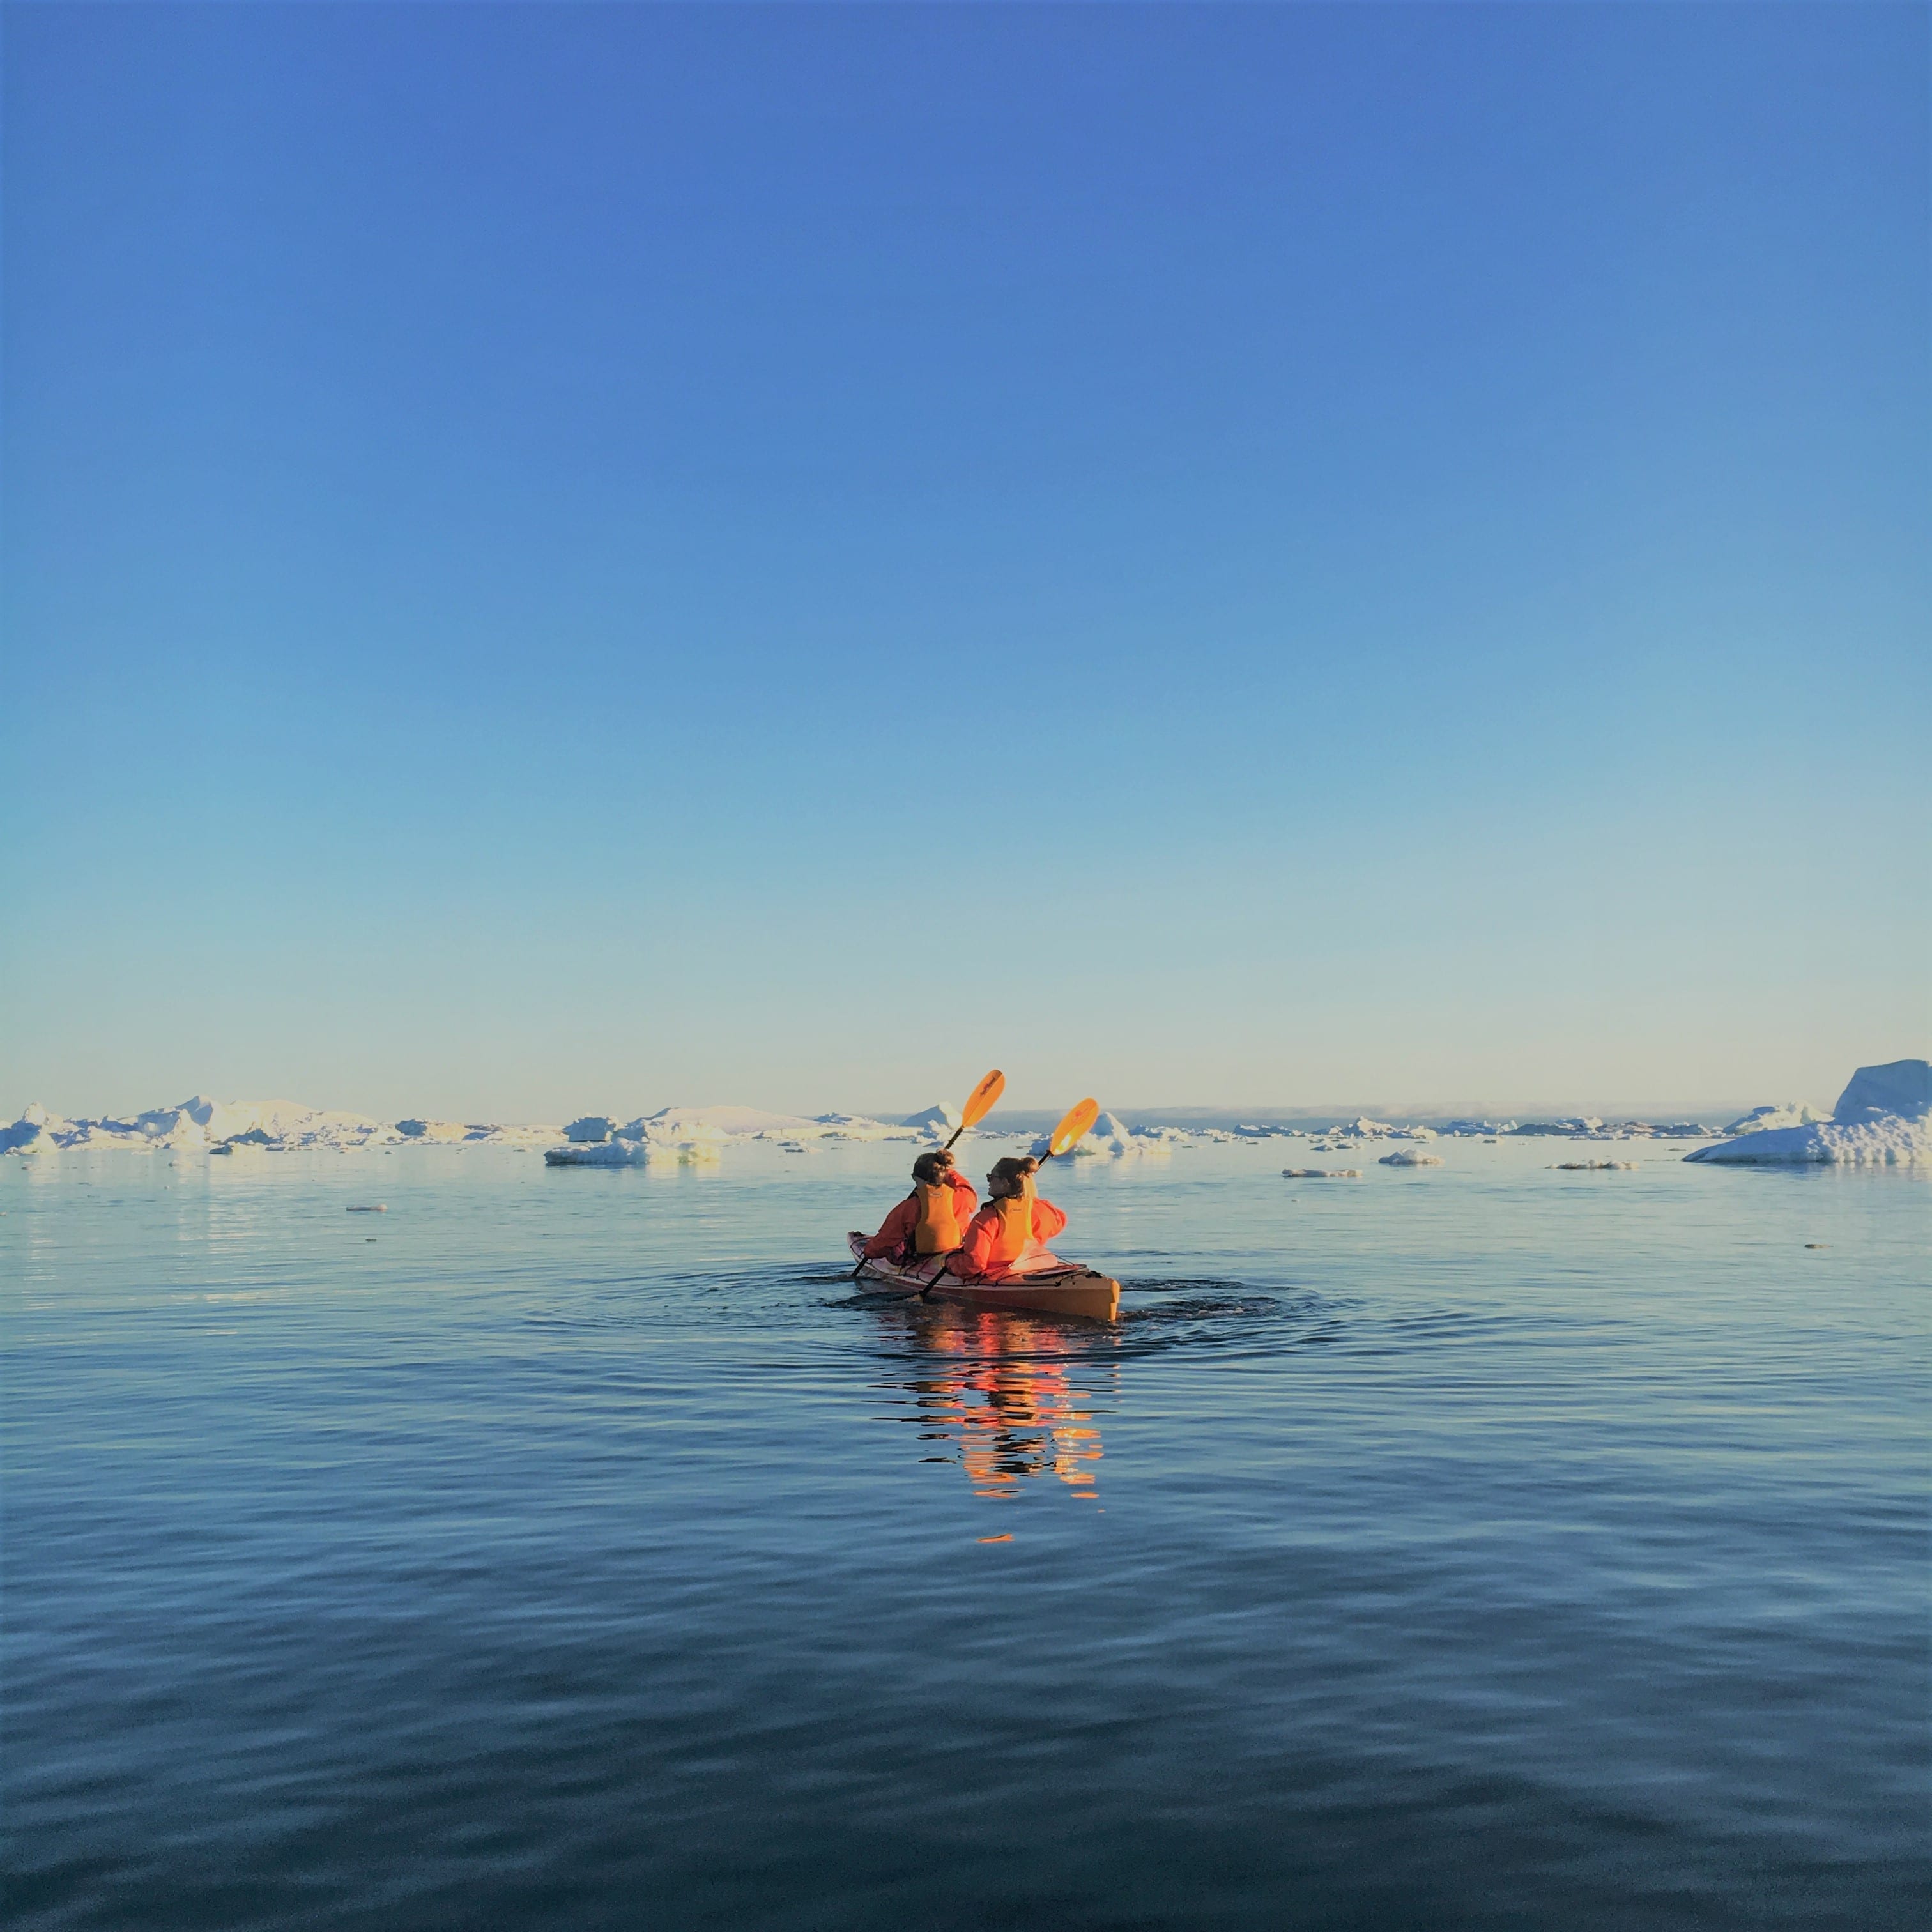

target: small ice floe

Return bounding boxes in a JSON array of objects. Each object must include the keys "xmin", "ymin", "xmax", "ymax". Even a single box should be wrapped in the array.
[
  {"xmin": 1378, "ymin": 1149, "xmax": 1444, "ymax": 1167},
  {"xmin": 1282, "ymin": 1167, "xmax": 1360, "ymax": 1179},
  {"xmin": 1688, "ymin": 1060, "xmax": 1931, "ymax": 1167},
  {"xmin": 345, "ymin": 1203, "xmax": 387, "ymax": 1212},
  {"xmin": 1551, "ymin": 1161, "xmax": 1637, "ymax": 1171}
]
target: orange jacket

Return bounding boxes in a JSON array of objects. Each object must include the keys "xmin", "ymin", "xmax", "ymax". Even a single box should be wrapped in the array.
[
  {"xmin": 864, "ymin": 1173, "xmax": 978, "ymax": 1259},
  {"xmin": 952, "ymin": 1193, "xmax": 1068, "ymax": 1277}
]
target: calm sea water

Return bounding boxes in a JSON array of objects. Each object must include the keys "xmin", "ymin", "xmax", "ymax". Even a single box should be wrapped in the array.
[{"xmin": 4, "ymin": 1137, "xmax": 1926, "ymax": 1929}]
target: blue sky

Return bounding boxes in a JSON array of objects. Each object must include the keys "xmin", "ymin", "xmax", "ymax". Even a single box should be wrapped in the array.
[{"xmin": 4, "ymin": 3, "xmax": 1926, "ymax": 1120}]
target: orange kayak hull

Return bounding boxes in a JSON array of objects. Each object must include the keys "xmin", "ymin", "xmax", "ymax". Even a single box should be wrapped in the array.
[{"xmin": 847, "ymin": 1232, "xmax": 1120, "ymax": 1321}]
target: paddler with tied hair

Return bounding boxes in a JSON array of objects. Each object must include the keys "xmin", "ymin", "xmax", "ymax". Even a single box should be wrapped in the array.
[
  {"xmin": 951, "ymin": 1155, "xmax": 1068, "ymax": 1280},
  {"xmin": 862, "ymin": 1147, "xmax": 978, "ymax": 1264}
]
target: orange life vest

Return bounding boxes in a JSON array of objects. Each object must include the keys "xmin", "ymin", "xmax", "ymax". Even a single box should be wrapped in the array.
[
  {"xmin": 988, "ymin": 1184, "xmax": 1034, "ymax": 1266},
  {"xmin": 912, "ymin": 1180, "xmax": 963, "ymax": 1254}
]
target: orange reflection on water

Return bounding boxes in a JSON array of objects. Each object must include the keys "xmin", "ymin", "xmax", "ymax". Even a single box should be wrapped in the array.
[{"xmin": 888, "ymin": 1309, "xmax": 1112, "ymax": 1501}]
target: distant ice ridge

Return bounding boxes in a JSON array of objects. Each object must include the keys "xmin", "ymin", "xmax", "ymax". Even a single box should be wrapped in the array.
[
  {"xmin": 541, "ymin": 1103, "xmax": 940, "ymax": 1167},
  {"xmin": 0, "ymin": 1097, "xmax": 413, "ymax": 1155},
  {"xmin": 1027, "ymin": 1112, "xmax": 1179, "ymax": 1159},
  {"xmin": 0, "ymin": 1094, "xmax": 963, "ymax": 1162},
  {"xmin": 1687, "ymin": 1061, "xmax": 1931, "ymax": 1166}
]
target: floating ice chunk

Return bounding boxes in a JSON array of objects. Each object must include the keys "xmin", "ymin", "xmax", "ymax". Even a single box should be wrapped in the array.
[
  {"xmin": 544, "ymin": 1140, "xmax": 648, "ymax": 1167},
  {"xmin": 1282, "ymin": 1167, "xmax": 1359, "ymax": 1179},
  {"xmin": 900, "ymin": 1102, "xmax": 963, "ymax": 1140},
  {"xmin": 1551, "ymin": 1160, "xmax": 1638, "ymax": 1171},
  {"xmin": 1442, "ymin": 1118, "xmax": 1519, "ymax": 1136},
  {"xmin": 565, "ymin": 1117, "xmax": 617, "ymax": 1144},
  {"xmin": 1378, "ymin": 1149, "xmax": 1445, "ymax": 1167},
  {"xmin": 1689, "ymin": 1059, "xmax": 1931, "ymax": 1165}
]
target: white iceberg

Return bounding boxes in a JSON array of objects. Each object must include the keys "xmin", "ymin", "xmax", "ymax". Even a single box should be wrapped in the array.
[
  {"xmin": 1687, "ymin": 1060, "xmax": 1931, "ymax": 1166},
  {"xmin": 544, "ymin": 1140, "xmax": 649, "ymax": 1167},
  {"xmin": 1028, "ymin": 1110, "xmax": 1175, "ymax": 1159},
  {"xmin": 0, "ymin": 1102, "xmax": 73, "ymax": 1154},
  {"xmin": 900, "ymin": 1102, "xmax": 963, "ymax": 1140},
  {"xmin": 1719, "ymin": 1102, "xmax": 1830, "ymax": 1137},
  {"xmin": 1378, "ymin": 1148, "xmax": 1445, "ymax": 1167}
]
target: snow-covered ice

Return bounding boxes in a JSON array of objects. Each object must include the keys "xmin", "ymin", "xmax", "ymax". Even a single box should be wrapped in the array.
[
  {"xmin": 1028, "ymin": 1112, "xmax": 1176, "ymax": 1159},
  {"xmin": 1378, "ymin": 1149, "xmax": 1445, "ymax": 1167},
  {"xmin": 1719, "ymin": 1102, "xmax": 1829, "ymax": 1137},
  {"xmin": 0, "ymin": 1096, "xmax": 402, "ymax": 1154},
  {"xmin": 1687, "ymin": 1060, "xmax": 1931, "ymax": 1166}
]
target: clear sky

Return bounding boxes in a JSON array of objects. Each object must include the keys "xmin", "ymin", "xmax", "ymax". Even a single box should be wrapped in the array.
[{"xmin": 4, "ymin": 2, "xmax": 1926, "ymax": 1122}]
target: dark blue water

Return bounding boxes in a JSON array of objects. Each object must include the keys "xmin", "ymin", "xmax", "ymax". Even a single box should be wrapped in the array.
[{"xmin": 4, "ymin": 1139, "xmax": 1926, "ymax": 1928}]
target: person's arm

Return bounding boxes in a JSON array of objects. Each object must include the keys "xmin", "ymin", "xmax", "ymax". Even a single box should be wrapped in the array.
[
  {"xmin": 949, "ymin": 1208, "xmax": 997, "ymax": 1276},
  {"xmin": 949, "ymin": 1174, "xmax": 977, "ymax": 1221},
  {"xmin": 1031, "ymin": 1197, "xmax": 1068, "ymax": 1241},
  {"xmin": 863, "ymin": 1195, "xmax": 917, "ymax": 1259}
]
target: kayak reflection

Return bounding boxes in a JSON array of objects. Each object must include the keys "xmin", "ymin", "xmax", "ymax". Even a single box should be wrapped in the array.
[{"xmin": 875, "ymin": 1308, "xmax": 1117, "ymax": 1501}]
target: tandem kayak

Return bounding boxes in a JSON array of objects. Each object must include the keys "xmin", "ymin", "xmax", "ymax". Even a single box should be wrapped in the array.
[{"xmin": 847, "ymin": 1232, "xmax": 1121, "ymax": 1321}]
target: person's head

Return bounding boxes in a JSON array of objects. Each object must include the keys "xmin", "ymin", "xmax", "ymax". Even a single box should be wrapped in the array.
[
  {"xmin": 986, "ymin": 1155, "xmax": 1039, "ymax": 1198},
  {"xmin": 912, "ymin": 1149, "xmax": 954, "ymax": 1186}
]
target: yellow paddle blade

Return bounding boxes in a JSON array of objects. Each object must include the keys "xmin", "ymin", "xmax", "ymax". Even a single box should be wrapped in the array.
[
  {"xmin": 1048, "ymin": 1097, "xmax": 1100, "ymax": 1158},
  {"xmin": 960, "ymin": 1069, "xmax": 1005, "ymax": 1129}
]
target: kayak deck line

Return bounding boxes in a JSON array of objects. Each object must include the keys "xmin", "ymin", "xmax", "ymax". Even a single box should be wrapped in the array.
[{"xmin": 846, "ymin": 1232, "xmax": 1121, "ymax": 1322}]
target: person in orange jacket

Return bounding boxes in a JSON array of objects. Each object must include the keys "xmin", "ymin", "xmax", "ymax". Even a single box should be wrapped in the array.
[
  {"xmin": 951, "ymin": 1155, "xmax": 1068, "ymax": 1279},
  {"xmin": 864, "ymin": 1147, "xmax": 978, "ymax": 1264}
]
